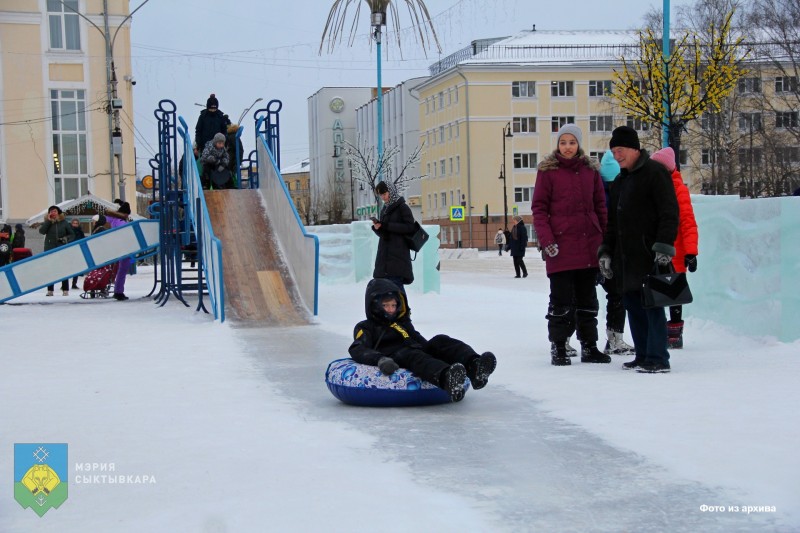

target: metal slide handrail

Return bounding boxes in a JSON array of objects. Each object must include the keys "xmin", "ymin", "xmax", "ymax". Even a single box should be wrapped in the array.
[{"xmin": 177, "ymin": 116, "xmax": 225, "ymax": 322}]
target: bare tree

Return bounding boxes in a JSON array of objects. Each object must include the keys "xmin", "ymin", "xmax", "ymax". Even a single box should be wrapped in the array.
[{"xmin": 344, "ymin": 138, "xmax": 424, "ymax": 206}]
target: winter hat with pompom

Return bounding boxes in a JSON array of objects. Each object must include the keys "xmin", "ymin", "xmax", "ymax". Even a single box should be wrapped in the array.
[
  {"xmin": 599, "ymin": 150, "xmax": 620, "ymax": 182},
  {"xmin": 650, "ymin": 147, "xmax": 677, "ymax": 172}
]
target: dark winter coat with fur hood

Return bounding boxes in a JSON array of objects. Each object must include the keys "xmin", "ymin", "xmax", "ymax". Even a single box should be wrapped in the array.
[
  {"xmin": 532, "ymin": 150, "xmax": 607, "ymax": 275},
  {"xmin": 372, "ymin": 183, "xmax": 416, "ymax": 284},
  {"xmin": 349, "ymin": 278, "xmax": 426, "ymax": 366},
  {"xmin": 598, "ymin": 150, "xmax": 679, "ymax": 293},
  {"xmin": 38, "ymin": 212, "xmax": 74, "ymax": 251}
]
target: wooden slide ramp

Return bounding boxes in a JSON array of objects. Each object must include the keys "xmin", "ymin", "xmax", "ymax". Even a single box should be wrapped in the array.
[{"xmin": 204, "ymin": 189, "xmax": 310, "ymax": 326}]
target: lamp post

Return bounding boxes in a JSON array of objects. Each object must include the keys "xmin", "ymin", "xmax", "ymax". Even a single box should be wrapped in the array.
[
  {"xmin": 370, "ymin": 6, "xmax": 387, "ymax": 178},
  {"xmin": 57, "ymin": 0, "xmax": 151, "ymax": 202},
  {"xmin": 499, "ymin": 122, "xmax": 513, "ymax": 230}
]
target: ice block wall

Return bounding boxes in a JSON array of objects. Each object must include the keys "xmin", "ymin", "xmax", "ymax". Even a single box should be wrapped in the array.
[{"xmin": 689, "ymin": 195, "xmax": 800, "ymax": 342}]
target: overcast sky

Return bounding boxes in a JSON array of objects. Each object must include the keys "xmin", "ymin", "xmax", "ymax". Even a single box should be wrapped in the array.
[{"xmin": 129, "ymin": 0, "xmax": 696, "ymax": 175}]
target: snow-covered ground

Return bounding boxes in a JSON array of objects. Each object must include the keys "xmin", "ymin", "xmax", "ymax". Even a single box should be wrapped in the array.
[{"xmin": 2, "ymin": 253, "xmax": 797, "ymax": 532}]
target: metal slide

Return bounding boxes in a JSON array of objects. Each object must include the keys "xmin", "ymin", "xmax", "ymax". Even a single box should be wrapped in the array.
[{"xmin": 0, "ymin": 220, "xmax": 159, "ymax": 304}]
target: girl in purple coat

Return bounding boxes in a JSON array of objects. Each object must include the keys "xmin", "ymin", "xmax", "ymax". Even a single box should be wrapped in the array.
[
  {"xmin": 532, "ymin": 124, "xmax": 610, "ymax": 366},
  {"xmin": 106, "ymin": 202, "xmax": 132, "ymax": 300}
]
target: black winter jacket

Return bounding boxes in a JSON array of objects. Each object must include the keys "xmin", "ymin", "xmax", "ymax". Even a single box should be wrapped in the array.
[
  {"xmin": 349, "ymin": 278, "xmax": 426, "ymax": 365},
  {"xmin": 599, "ymin": 150, "xmax": 679, "ymax": 293},
  {"xmin": 194, "ymin": 109, "xmax": 230, "ymax": 154},
  {"xmin": 372, "ymin": 197, "xmax": 416, "ymax": 284},
  {"xmin": 508, "ymin": 219, "xmax": 528, "ymax": 257}
]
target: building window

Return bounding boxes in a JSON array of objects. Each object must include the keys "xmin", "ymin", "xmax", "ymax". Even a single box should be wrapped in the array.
[
  {"xmin": 513, "ymin": 152, "xmax": 538, "ymax": 169},
  {"xmin": 679, "ymin": 150, "xmax": 688, "ymax": 166},
  {"xmin": 701, "ymin": 148, "xmax": 725, "ymax": 166},
  {"xmin": 631, "ymin": 79, "xmax": 649, "ymax": 95},
  {"xmin": 454, "ymin": 86, "xmax": 458, "ymax": 103},
  {"xmin": 737, "ymin": 77, "xmax": 762, "ymax": 94},
  {"xmin": 551, "ymin": 116, "xmax": 575, "ymax": 132},
  {"xmin": 738, "ymin": 147, "xmax": 763, "ymax": 170},
  {"xmin": 439, "ymin": 126, "xmax": 445, "ymax": 143},
  {"xmin": 456, "ymin": 155, "xmax": 460, "ymax": 174},
  {"xmin": 425, "ymin": 98, "xmax": 429, "ymax": 115},
  {"xmin": 440, "ymin": 192, "xmax": 447, "ymax": 212},
  {"xmin": 589, "ymin": 115, "xmax": 614, "ymax": 132},
  {"xmin": 440, "ymin": 159, "xmax": 445, "ymax": 176},
  {"xmin": 438, "ymin": 91, "xmax": 444, "ymax": 109},
  {"xmin": 447, "ymin": 88, "xmax": 452, "ymax": 106},
  {"xmin": 512, "ymin": 116, "xmax": 536, "ymax": 133},
  {"xmin": 589, "ymin": 151, "xmax": 603, "ymax": 161},
  {"xmin": 51, "ymin": 89, "xmax": 88, "ymax": 202},
  {"xmin": 550, "ymin": 81, "xmax": 574, "ymax": 97},
  {"xmin": 514, "ymin": 187, "xmax": 533, "ymax": 203},
  {"xmin": 589, "ymin": 80, "xmax": 612, "ymax": 97},
  {"xmin": 627, "ymin": 116, "xmax": 651, "ymax": 131},
  {"xmin": 449, "ymin": 157, "xmax": 453, "ymax": 175},
  {"xmin": 738, "ymin": 112, "xmax": 762, "ymax": 132},
  {"xmin": 48, "ymin": 0, "xmax": 80, "ymax": 51},
  {"xmin": 775, "ymin": 76, "xmax": 798, "ymax": 93},
  {"xmin": 454, "ymin": 123, "xmax": 459, "ymax": 138},
  {"xmin": 776, "ymin": 111, "xmax": 799, "ymax": 129},
  {"xmin": 775, "ymin": 146, "xmax": 800, "ymax": 164},
  {"xmin": 512, "ymin": 81, "xmax": 536, "ymax": 97}
]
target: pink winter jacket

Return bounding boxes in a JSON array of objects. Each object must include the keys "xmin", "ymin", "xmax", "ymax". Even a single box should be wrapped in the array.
[{"xmin": 532, "ymin": 151, "xmax": 607, "ymax": 275}]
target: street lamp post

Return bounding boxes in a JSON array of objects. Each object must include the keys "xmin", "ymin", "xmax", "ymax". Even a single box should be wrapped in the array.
[
  {"xmin": 499, "ymin": 122, "xmax": 513, "ymax": 230},
  {"xmin": 370, "ymin": 7, "xmax": 387, "ymax": 179},
  {"xmin": 58, "ymin": 0, "xmax": 151, "ymax": 202}
]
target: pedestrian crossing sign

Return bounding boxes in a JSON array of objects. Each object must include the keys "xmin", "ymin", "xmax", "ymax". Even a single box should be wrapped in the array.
[{"xmin": 449, "ymin": 206, "xmax": 465, "ymax": 221}]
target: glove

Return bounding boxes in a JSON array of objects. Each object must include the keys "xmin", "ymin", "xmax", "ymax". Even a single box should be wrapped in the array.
[
  {"xmin": 216, "ymin": 165, "xmax": 225, "ymax": 172},
  {"xmin": 685, "ymin": 254, "xmax": 697, "ymax": 272},
  {"xmin": 377, "ymin": 356, "xmax": 399, "ymax": 375},
  {"xmin": 598, "ymin": 254, "xmax": 613, "ymax": 279},
  {"xmin": 544, "ymin": 243, "xmax": 559, "ymax": 258},
  {"xmin": 654, "ymin": 252, "xmax": 672, "ymax": 266}
]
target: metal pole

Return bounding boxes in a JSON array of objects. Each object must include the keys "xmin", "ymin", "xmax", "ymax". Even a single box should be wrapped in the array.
[
  {"xmin": 102, "ymin": 1, "xmax": 116, "ymax": 199},
  {"xmin": 662, "ymin": 0, "xmax": 671, "ymax": 149},
  {"xmin": 376, "ymin": 25, "xmax": 383, "ymax": 178},
  {"xmin": 501, "ymin": 123, "xmax": 510, "ymax": 230}
]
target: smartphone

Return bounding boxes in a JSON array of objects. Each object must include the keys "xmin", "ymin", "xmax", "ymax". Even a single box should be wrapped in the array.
[{"xmin": 370, "ymin": 217, "xmax": 379, "ymax": 224}]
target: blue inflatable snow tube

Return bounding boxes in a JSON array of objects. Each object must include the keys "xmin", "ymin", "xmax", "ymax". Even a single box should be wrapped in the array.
[{"xmin": 325, "ymin": 358, "xmax": 469, "ymax": 407}]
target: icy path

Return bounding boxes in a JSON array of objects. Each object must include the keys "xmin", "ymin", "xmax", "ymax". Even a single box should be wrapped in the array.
[{"xmin": 237, "ymin": 326, "xmax": 779, "ymax": 533}]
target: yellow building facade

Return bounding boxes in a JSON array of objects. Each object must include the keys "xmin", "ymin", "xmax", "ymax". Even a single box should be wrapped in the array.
[{"xmin": 0, "ymin": 0, "xmax": 136, "ymax": 222}]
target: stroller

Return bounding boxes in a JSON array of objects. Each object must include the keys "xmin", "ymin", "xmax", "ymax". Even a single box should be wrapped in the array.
[{"xmin": 80, "ymin": 262, "xmax": 118, "ymax": 299}]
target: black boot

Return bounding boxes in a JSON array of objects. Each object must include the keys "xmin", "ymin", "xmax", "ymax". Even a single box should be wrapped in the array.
[
  {"xmin": 581, "ymin": 342, "xmax": 611, "ymax": 363},
  {"xmin": 551, "ymin": 342, "xmax": 571, "ymax": 366},
  {"xmin": 439, "ymin": 363, "xmax": 467, "ymax": 402},
  {"xmin": 467, "ymin": 352, "xmax": 497, "ymax": 390}
]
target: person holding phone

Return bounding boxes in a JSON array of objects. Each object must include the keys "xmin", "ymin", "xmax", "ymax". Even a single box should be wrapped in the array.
[
  {"xmin": 38, "ymin": 205, "xmax": 74, "ymax": 296},
  {"xmin": 371, "ymin": 181, "xmax": 416, "ymax": 301}
]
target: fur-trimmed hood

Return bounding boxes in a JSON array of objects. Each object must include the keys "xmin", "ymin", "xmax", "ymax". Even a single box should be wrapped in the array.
[
  {"xmin": 43, "ymin": 211, "xmax": 66, "ymax": 223},
  {"xmin": 537, "ymin": 149, "xmax": 599, "ymax": 172}
]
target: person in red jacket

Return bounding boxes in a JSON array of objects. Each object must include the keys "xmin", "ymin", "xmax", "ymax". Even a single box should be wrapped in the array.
[
  {"xmin": 532, "ymin": 124, "xmax": 609, "ymax": 366},
  {"xmin": 650, "ymin": 147, "xmax": 699, "ymax": 349}
]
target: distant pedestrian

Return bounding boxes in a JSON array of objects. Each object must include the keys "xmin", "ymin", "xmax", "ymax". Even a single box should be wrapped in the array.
[
  {"xmin": 39, "ymin": 205, "xmax": 75, "ymax": 296},
  {"xmin": 106, "ymin": 202, "xmax": 132, "ymax": 301},
  {"xmin": 495, "ymin": 228, "xmax": 506, "ymax": 255},
  {"xmin": 371, "ymin": 180, "xmax": 415, "ymax": 300},
  {"xmin": 508, "ymin": 215, "xmax": 528, "ymax": 278},
  {"xmin": 194, "ymin": 93, "xmax": 230, "ymax": 159}
]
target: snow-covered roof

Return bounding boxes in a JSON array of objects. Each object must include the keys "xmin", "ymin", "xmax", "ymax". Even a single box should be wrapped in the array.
[
  {"xmin": 25, "ymin": 193, "xmax": 145, "ymax": 227},
  {"xmin": 281, "ymin": 158, "xmax": 310, "ymax": 175},
  {"xmin": 463, "ymin": 29, "xmax": 640, "ymax": 66}
]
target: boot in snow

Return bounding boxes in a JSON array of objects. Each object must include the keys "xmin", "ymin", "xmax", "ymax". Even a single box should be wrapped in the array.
[
  {"xmin": 550, "ymin": 337, "xmax": 578, "ymax": 358},
  {"xmin": 667, "ymin": 321, "xmax": 684, "ymax": 349},
  {"xmin": 468, "ymin": 352, "xmax": 497, "ymax": 390},
  {"xmin": 604, "ymin": 329, "xmax": 635, "ymax": 356},
  {"xmin": 581, "ymin": 342, "xmax": 611, "ymax": 364},
  {"xmin": 551, "ymin": 342, "xmax": 571, "ymax": 366},
  {"xmin": 439, "ymin": 363, "xmax": 467, "ymax": 402}
]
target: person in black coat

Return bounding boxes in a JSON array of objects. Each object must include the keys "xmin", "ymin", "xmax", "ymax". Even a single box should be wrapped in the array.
[
  {"xmin": 349, "ymin": 278, "xmax": 497, "ymax": 402},
  {"xmin": 508, "ymin": 215, "xmax": 528, "ymax": 278},
  {"xmin": 371, "ymin": 181, "xmax": 415, "ymax": 294},
  {"xmin": 194, "ymin": 94, "xmax": 230, "ymax": 157},
  {"xmin": 598, "ymin": 126, "xmax": 679, "ymax": 374}
]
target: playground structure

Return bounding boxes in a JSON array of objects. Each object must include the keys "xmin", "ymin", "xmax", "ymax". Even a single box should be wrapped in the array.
[{"xmin": 0, "ymin": 99, "xmax": 319, "ymax": 325}]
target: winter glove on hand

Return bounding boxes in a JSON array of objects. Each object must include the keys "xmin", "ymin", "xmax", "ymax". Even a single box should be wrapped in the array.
[
  {"xmin": 654, "ymin": 252, "xmax": 672, "ymax": 266},
  {"xmin": 544, "ymin": 243, "xmax": 559, "ymax": 258},
  {"xmin": 377, "ymin": 356, "xmax": 399, "ymax": 375},
  {"xmin": 684, "ymin": 254, "xmax": 697, "ymax": 272},
  {"xmin": 598, "ymin": 254, "xmax": 613, "ymax": 279}
]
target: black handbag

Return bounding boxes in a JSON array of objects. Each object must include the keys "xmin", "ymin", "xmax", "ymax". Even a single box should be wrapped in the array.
[
  {"xmin": 405, "ymin": 221, "xmax": 430, "ymax": 254},
  {"xmin": 641, "ymin": 263, "xmax": 693, "ymax": 309}
]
